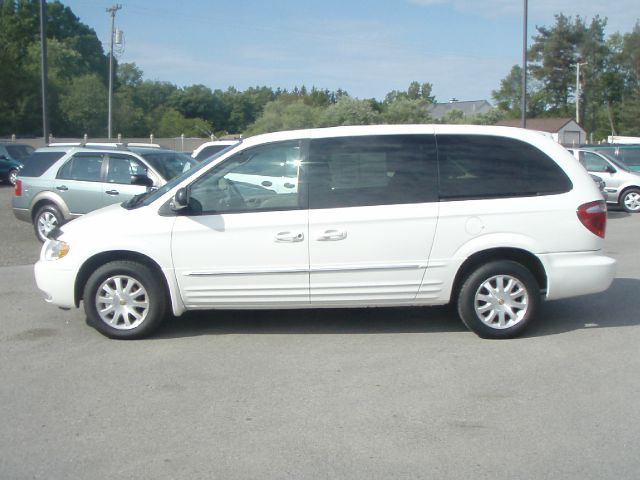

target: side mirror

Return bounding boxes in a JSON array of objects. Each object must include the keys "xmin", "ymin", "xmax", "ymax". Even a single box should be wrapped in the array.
[
  {"xmin": 0, "ymin": 154, "xmax": 7, "ymax": 160},
  {"xmin": 606, "ymin": 165, "xmax": 616, "ymax": 174},
  {"xmin": 172, "ymin": 187, "xmax": 189, "ymax": 211},
  {"xmin": 131, "ymin": 174, "xmax": 154, "ymax": 187}
]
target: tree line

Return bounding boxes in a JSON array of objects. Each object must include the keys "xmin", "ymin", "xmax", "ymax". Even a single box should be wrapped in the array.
[{"xmin": 1, "ymin": 1, "xmax": 638, "ymax": 139}]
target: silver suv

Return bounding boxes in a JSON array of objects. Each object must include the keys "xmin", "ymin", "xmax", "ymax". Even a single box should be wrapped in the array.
[
  {"xmin": 12, "ymin": 144, "xmax": 197, "ymax": 241},
  {"xmin": 569, "ymin": 148, "xmax": 640, "ymax": 213}
]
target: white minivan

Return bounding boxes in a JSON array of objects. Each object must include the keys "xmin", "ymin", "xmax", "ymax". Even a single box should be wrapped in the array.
[{"xmin": 35, "ymin": 125, "xmax": 616, "ymax": 339}]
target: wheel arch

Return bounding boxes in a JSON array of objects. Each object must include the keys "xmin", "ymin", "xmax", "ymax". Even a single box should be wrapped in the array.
[
  {"xmin": 450, "ymin": 247, "xmax": 547, "ymax": 304},
  {"xmin": 74, "ymin": 250, "xmax": 172, "ymax": 308},
  {"xmin": 30, "ymin": 192, "xmax": 71, "ymax": 222}
]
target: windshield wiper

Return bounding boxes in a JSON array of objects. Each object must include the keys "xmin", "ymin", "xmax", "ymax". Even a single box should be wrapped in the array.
[{"xmin": 124, "ymin": 188, "xmax": 157, "ymax": 209}]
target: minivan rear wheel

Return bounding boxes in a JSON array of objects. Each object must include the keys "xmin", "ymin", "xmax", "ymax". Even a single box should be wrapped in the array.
[
  {"xmin": 457, "ymin": 260, "xmax": 540, "ymax": 339},
  {"xmin": 620, "ymin": 188, "xmax": 640, "ymax": 213},
  {"xmin": 83, "ymin": 260, "xmax": 167, "ymax": 339}
]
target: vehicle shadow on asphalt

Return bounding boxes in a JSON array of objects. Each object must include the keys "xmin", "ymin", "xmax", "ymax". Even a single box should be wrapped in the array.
[
  {"xmin": 154, "ymin": 278, "xmax": 639, "ymax": 339},
  {"xmin": 527, "ymin": 277, "xmax": 640, "ymax": 337},
  {"xmin": 155, "ymin": 304, "xmax": 468, "ymax": 338}
]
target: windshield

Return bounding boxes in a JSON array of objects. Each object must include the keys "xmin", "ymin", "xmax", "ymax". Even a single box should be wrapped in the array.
[
  {"xmin": 124, "ymin": 156, "xmax": 212, "ymax": 209},
  {"xmin": 595, "ymin": 150, "xmax": 631, "ymax": 171},
  {"xmin": 137, "ymin": 151, "xmax": 198, "ymax": 180}
]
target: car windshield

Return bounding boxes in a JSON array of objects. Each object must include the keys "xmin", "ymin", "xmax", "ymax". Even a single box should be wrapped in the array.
[
  {"xmin": 5, "ymin": 144, "xmax": 35, "ymax": 160},
  {"xmin": 137, "ymin": 151, "xmax": 198, "ymax": 180},
  {"xmin": 123, "ymin": 156, "xmax": 213, "ymax": 209},
  {"xmin": 594, "ymin": 150, "xmax": 632, "ymax": 171}
]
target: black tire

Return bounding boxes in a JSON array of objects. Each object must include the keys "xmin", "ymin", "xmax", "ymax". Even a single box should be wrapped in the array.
[
  {"xmin": 457, "ymin": 260, "xmax": 540, "ymax": 339},
  {"xmin": 83, "ymin": 260, "xmax": 167, "ymax": 339},
  {"xmin": 33, "ymin": 204, "xmax": 64, "ymax": 242},
  {"xmin": 7, "ymin": 168, "xmax": 18, "ymax": 186},
  {"xmin": 620, "ymin": 188, "xmax": 640, "ymax": 213}
]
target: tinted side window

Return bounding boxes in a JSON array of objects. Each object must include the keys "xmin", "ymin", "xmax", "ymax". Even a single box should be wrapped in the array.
[
  {"xmin": 187, "ymin": 140, "xmax": 303, "ymax": 214},
  {"xmin": 307, "ymin": 135, "xmax": 438, "ymax": 209},
  {"xmin": 437, "ymin": 135, "xmax": 572, "ymax": 199},
  {"xmin": 581, "ymin": 152, "xmax": 611, "ymax": 173},
  {"xmin": 620, "ymin": 149, "xmax": 640, "ymax": 167},
  {"xmin": 57, "ymin": 153, "xmax": 104, "ymax": 182},
  {"xmin": 19, "ymin": 151, "xmax": 65, "ymax": 177},
  {"xmin": 106, "ymin": 155, "xmax": 147, "ymax": 184}
]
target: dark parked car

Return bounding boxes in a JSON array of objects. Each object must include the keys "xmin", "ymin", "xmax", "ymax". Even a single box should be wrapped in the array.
[{"xmin": 0, "ymin": 143, "xmax": 34, "ymax": 185}]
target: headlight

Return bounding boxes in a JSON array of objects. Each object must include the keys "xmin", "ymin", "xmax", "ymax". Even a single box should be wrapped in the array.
[{"xmin": 44, "ymin": 240, "xmax": 70, "ymax": 260}]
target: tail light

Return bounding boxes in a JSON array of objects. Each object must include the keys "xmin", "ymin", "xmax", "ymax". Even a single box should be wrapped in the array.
[
  {"xmin": 14, "ymin": 179, "xmax": 22, "ymax": 197},
  {"xmin": 577, "ymin": 200, "xmax": 607, "ymax": 238}
]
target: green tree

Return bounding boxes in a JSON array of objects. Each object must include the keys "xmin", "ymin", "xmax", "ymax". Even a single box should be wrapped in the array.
[
  {"xmin": 59, "ymin": 74, "xmax": 107, "ymax": 135},
  {"xmin": 320, "ymin": 97, "xmax": 380, "ymax": 126},
  {"xmin": 246, "ymin": 99, "xmax": 321, "ymax": 135},
  {"xmin": 382, "ymin": 98, "xmax": 431, "ymax": 124}
]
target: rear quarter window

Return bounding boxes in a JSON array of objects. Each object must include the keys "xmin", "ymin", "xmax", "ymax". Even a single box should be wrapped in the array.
[
  {"xmin": 436, "ymin": 135, "xmax": 572, "ymax": 200},
  {"xmin": 18, "ymin": 151, "xmax": 66, "ymax": 177}
]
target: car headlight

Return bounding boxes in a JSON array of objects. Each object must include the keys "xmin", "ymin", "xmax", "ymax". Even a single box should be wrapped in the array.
[{"xmin": 44, "ymin": 240, "xmax": 70, "ymax": 260}]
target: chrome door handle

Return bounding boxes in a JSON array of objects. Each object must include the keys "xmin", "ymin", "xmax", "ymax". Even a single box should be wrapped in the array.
[
  {"xmin": 275, "ymin": 232, "xmax": 304, "ymax": 243},
  {"xmin": 316, "ymin": 229, "xmax": 347, "ymax": 241},
  {"xmin": 56, "ymin": 185, "xmax": 68, "ymax": 191},
  {"xmin": 105, "ymin": 190, "xmax": 119, "ymax": 195}
]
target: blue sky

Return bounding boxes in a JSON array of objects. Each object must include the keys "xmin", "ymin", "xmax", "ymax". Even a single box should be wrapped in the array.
[{"xmin": 62, "ymin": 0, "xmax": 639, "ymax": 103}]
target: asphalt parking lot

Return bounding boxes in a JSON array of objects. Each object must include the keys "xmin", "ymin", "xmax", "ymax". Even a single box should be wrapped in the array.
[{"xmin": 1, "ymin": 182, "xmax": 639, "ymax": 479}]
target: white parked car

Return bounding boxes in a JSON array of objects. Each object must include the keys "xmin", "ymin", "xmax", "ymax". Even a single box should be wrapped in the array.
[
  {"xmin": 35, "ymin": 125, "xmax": 616, "ymax": 339},
  {"xmin": 191, "ymin": 140, "xmax": 239, "ymax": 161}
]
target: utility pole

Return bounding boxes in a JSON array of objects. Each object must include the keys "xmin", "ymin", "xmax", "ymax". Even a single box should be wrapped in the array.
[
  {"xmin": 106, "ymin": 4, "xmax": 122, "ymax": 139},
  {"xmin": 575, "ymin": 61, "xmax": 588, "ymax": 125},
  {"xmin": 521, "ymin": 0, "xmax": 528, "ymax": 129},
  {"xmin": 40, "ymin": 0, "xmax": 49, "ymax": 142}
]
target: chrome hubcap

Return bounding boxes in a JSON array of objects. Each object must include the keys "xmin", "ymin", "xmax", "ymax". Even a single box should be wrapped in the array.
[
  {"xmin": 37, "ymin": 212, "xmax": 58, "ymax": 238},
  {"xmin": 95, "ymin": 275, "xmax": 149, "ymax": 330},
  {"xmin": 624, "ymin": 192, "xmax": 640, "ymax": 212},
  {"xmin": 474, "ymin": 275, "xmax": 529, "ymax": 329},
  {"xmin": 9, "ymin": 171, "xmax": 17, "ymax": 185}
]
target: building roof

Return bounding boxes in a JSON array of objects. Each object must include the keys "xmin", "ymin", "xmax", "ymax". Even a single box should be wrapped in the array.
[
  {"xmin": 428, "ymin": 100, "xmax": 492, "ymax": 120},
  {"xmin": 495, "ymin": 117, "xmax": 583, "ymax": 133}
]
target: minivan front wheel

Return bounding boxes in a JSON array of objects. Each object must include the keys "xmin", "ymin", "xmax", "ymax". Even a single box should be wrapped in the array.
[
  {"xmin": 83, "ymin": 261, "xmax": 167, "ymax": 339},
  {"xmin": 620, "ymin": 188, "xmax": 640, "ymax": 213},
  {"xmin": 34, "ymin": 204, "xmax": 63, "ymax": 242},
  {"xmin": 457, "ymin": 260, "xmax": 540, "ymax": 339}
]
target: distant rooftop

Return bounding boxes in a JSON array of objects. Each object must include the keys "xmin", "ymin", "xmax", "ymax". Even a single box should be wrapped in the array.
[
  {"xmin": 428, "ymin": 100, "xmax": 492, "ymax": 120},
  {"xmin": 495, "ymin": 117, "xmax": 580, "ymax": 132}
]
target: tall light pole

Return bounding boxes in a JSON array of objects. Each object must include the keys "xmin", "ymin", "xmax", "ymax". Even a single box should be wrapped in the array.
[
  {"xmin": 575, "ymin": 61, "xmax": 588, "ymax": 125},
  {"xmin": 106, "ymin": 4, "xmax": 122, "ymax": 139},
  {"xmin": 40, "ymin": 0, "xmax": 49, "ymax": 142},
  {"xmin": 521, "ymin": 0, "xmax": 528, "ymax": 128}
]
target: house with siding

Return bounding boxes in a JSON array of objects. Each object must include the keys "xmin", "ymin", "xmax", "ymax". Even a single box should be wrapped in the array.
[{"xmin": 495, "ymin": 118, "xmax": 587, "ymax": 146}]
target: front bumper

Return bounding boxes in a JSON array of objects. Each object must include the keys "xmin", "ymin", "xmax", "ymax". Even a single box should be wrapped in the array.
[{"xmin": 34, "ymin": 259, "xmax": 78, "ymax": 309}]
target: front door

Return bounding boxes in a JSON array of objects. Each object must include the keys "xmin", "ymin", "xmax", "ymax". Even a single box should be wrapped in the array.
[
  {"xmin": 306, "ymin": 134, "xmax": 440, "ymax": 305},
  {"xmin": 54, "ymin": 152, "xmax": 106, "ymax": 215},
  {"xmin": 171, "ymin": 140, "xmax": 310, "ymax": 308}
]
